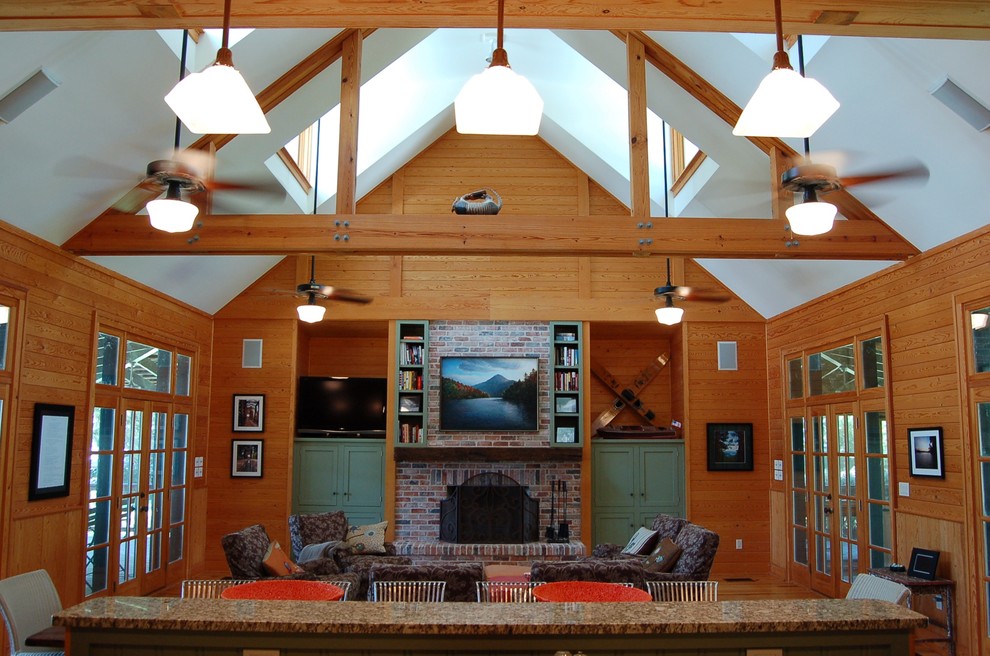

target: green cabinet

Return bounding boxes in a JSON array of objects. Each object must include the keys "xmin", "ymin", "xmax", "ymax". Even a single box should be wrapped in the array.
[
  {"xmin": 292, "ymin": 438, "xmax": 385, "ymax": 526},
  {"xmin": 396, "ymin": 320, "xmax": 429, "ymax": 446},
  {"xmin": 592, "ymin": 440, "xmax": 685, "ymax": 547},
  {"xmin": 550, "ymin": 321, "xmax": 583, "ymax": 447}
]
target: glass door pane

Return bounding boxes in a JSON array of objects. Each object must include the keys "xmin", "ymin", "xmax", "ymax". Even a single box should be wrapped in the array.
[
  {"xmin": 86, "ymin": 405, "xmax": 116, "ymax": 596},
  {"xmin": 864, "ymin": 409, "xmax": 893, "ymax": 569},
  {"xmin": 834, "ymin": 409, "xmax": 858, "ymax": 585},
  {"xmin": 169, "ymin": 412, "xmax": 190, "ymax": 566},
  {"xmin": 789, "ymin": 417, "xmax": 809, "ymax": 571},
  {"xmin": 809, "ymin": 411, "xmax": 832, "ymax": 596},
  {"xmin": 117, "ymin": 405, "xmax": 144, "ymax": 594}
]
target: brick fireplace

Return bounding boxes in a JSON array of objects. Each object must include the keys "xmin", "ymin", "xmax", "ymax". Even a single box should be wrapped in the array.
[{"xmin": 393, "ymin": 321, "xmax": 584, "ymax": 549}]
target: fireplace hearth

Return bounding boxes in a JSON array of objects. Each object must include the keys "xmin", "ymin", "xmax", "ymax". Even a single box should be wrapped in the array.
[{"xmin": 438, "ymin": 472, "xmax": 539, "ymax": 544}]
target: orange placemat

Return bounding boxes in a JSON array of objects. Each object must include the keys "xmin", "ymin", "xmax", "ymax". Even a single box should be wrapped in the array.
[
  {"xmin": 220, "ymin": 580, "xmax": 344, "ymax": 601},
  {"xmin": 532, "ymin": 581, "xmax": 652, "ymax": 602}
]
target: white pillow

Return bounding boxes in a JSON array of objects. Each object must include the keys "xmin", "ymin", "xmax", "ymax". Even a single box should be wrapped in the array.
[{"xmin": 621, "ymin": 527, "xmax": 659, "ymax": 555}]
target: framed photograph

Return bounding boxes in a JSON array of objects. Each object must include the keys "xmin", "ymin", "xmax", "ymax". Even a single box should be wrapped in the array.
[
  {"xmin": 555, "ymin": 397, "xmax": 578, "ymax": 413},
  {"xmin": 29, "ymin": 403, "xmax": 74, "ymax": 501},
  {"xmin": 439, "ymin": 357, "xmax": 539, "ymax": 431},
  {"xmin": 555, "ymin": 426, "xmax": 576, "ymax": 443},
  {"xmin": 231, "ymin": 439, "xmax": 264, "ymax": 478},
  {"xmin": 909, "ymin": 427, "xmax": 944, "ymax": 478},
  {"xmin": 399, "ymin": 395, "xmax": 422, "ymax": 413},
  {"xmin": 232, "ymin": 394, "xmax": 265, "ymax": 432},
  {"xmin": 707, "ymin": 422, "xmax": 754, "ymax": 471},
  {"xmin": 907, "ymin": 547, "xmax": 940, "ymax": 580}
]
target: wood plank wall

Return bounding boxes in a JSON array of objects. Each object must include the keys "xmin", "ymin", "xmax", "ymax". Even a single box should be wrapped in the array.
[
  {"xmin": 0, "ymin": 220, "xmax": 213, "ymax": 610},
  {"xmin": 766, "ymin": 225, "xmax": 990, "ymax": 656},
  {"xmin": 210, "ymin": 129, "xmax": 767, "ymax": 578}
]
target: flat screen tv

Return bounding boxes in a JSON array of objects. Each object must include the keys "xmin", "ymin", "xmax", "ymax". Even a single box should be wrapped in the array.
[
  {"xmin": 296, "ymin": 376, "xmax": 388, "ymax": 437},
  {"xmin": 440, "ymin": 357, "xmax": 538, "ymax": 431}
]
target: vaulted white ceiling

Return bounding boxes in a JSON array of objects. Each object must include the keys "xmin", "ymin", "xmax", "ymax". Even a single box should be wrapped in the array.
[{"xmin": 1, "ymin": 26, "xmax": 988, "ymax": 317}]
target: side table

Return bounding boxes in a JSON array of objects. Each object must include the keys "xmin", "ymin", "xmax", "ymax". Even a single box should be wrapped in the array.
[{"xmin": 868, "ymin": 568, "xmax": 954, "ymax": 656}]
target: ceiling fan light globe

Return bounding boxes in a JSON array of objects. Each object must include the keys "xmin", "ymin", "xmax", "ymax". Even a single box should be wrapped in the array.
[
  {"xmin": 296, "ymin": 303, "xmax": 326, "ymax": 323},
  {"xmin": 786, "ymin": 200, "xmax": 837, "ymax": 236},
  {"xmin": 165, "ymin": 62, "xmax": 271, "ymax": 135},
  {"xmin": 147, "ymin": 198, "xmax": 199, "ymax": 233},
  {"xmin": 655, "ymin": 305, "xmax": 684, "ymax": 326},
  {"xmin": 733, "ymin": 67, "xmax": 839, "ymax": 138},
  {"xmin": 455, "ymin": 63, "xmax": 544, "ymax": 135}
]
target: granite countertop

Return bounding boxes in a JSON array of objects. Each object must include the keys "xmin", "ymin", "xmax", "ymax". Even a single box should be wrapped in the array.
[{"xmin": 56, "ymin": 597, "xmax": 926, "ymax": 636}]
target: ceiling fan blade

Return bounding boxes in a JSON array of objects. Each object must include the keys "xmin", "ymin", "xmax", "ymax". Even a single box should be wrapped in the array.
[
  {"xmin": 315, "ymin": 286, "xmax": 373, "ymax": 304},
  {"xmin": 838, "ymin": 164, "xmax": 929, "ymax": 188},
  {"xmin": 111, "ymin": 184, "xmax": 162, "ymax": 214},
  {"xmin": 680, "ymin": 287, "xmax": 733, "ymax": 303}
]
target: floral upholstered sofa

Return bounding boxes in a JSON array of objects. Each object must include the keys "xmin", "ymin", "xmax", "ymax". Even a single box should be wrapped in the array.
[
  {"xmin": 594, "ymin": 513, "xmax": 720, "ymax": 581},
  {"xmin": 219, "ymin": 523, "xmax": 362, "ymax": 598},
  {"xmin": 287, "ymin": 511, "xmax": 411, "ymax": 599}
]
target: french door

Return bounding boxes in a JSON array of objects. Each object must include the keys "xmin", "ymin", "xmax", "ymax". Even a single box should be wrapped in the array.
[
  {"xmin": 807, "ymin": 402, "xmax": 860, "ymax": 598},
  {"xmin": 86, "ymin": 396, "xmax": 188, "ymax": 596}
]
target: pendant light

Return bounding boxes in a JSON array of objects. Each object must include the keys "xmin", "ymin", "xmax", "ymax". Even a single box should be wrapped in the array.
[
  {"xmin": 782, "ymin": 37, "xmax": 837, "ymax": 236},
  {"xmin": 654, "ymin": 124, "xmax": 683, "ymax": 326},
  {"xmin": 297, "ymin": 256, "xmax": 327, "ymax": 323},
  {"xmin": 454, "ymin": 0, "xmax": 543, "ymax": 135},
  {"xmin": 297, "ymin": 120, "xmax": 326, "ymax": 323},
  {"xmin": 149, "ymin": 31, "xmax": 199, "ymax": 233},
  {"xmin": 655, "ymin": 259, "xmax": 685, "ymax": 326},
  {"xmin": 733, "ymin": 0, "xmax": 838, "ymax": 138},
  {"xmin": 164, "ymin": 0, "xmax": 271, "ymax": 134}
]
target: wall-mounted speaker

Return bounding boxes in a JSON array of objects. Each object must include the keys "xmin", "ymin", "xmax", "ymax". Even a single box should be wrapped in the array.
[
  {"xmin": 0, "ymin": 68, "xmax": 61, "ymax": 125},
  {"xmin": 242, "ymin": 339, "xmax": 263, "ymax": 368},
  {"xmin": 717, "ymin": 341, "xmax": 738, "ymax": 371},
  {"xmin": 930, "ymin": 76, "xmax": 990, "ymax": 132}
]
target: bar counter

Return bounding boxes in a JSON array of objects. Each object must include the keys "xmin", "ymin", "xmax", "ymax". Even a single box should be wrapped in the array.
[{"xmin": 56, "ymin": 596, "xmax": 926, "ymax": 655}]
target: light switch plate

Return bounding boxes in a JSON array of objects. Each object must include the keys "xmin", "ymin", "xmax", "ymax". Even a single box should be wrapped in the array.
[
  {"xmin": 898, "ymin": 481, "xmax": 910, "ymax": 497},
  {"xmin": 774, "ymin": 470, "xmax": 784, "ymax": 481},
  {"xmin": 194, "ymin": 456, "xmax": 204, "ymax": 467}
]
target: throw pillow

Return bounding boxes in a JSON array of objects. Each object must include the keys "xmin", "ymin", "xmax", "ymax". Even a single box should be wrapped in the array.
[
  {"xmin": 262, "ymin": 541, "xmax": 304, "ymax": 576},
  {"xmin": 344, "ymin": 521, "xmax": 388, "ymax": 554},
  {"xmin": 621, "ymin": 527, "xmax": 659, "ymax": 555},
  {"xmin": 646, "ymin": 537, "xmax": 683, "ymax": 572}
]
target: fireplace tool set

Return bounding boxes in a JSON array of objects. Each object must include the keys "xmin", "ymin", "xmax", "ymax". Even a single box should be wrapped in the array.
[{"xmin": 546, "ymin": 479, "xmax": 570, "ymax": 543}]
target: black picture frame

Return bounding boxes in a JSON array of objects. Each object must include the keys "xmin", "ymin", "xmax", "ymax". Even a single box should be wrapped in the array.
[
  {"xmin": 231, "ymin": 439, "xmax": 264, "ymax": 478},
  {"xmin": 907, "ymin": 547, "xmax": 940, "ymax": 580},
  {"xmin": 29, "ymin": 403, "xmax": 74, "ymax": 500},
  {"xmin": 232, "ymin": 394, "xmax": 265, "ymax": 432},
  {"xmin": 706, "ymin": 422, "xmax": 754, "ymax": 471},
  {"xmin": 909, "ymin": 427, "xmax": 944, "ymax": 478}
]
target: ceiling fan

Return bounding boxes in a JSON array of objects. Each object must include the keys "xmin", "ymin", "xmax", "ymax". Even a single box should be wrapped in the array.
[
  {"xmin": 292, "ymin": 256, "xmax": 373, "ymax": 323},
  {"xmin": 653, "ymin": 258, "xmax": 732, "ymax": 305},
  {"xmin": 653, "ymin": 258, "xmax": 731, "ymax": 326},
  {"xmin": 780, "ymin": 153, "xmax": 929, "ymax": 202}
]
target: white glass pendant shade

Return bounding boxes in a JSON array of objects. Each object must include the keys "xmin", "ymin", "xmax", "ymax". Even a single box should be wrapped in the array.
[
  {"xmin": 296, "ymin": 301, "xmax": 326, "ymax": 323},
  {"xmin": 786, "ymin": 197, "xmax": 837, "ymax": 236},
  {"xmin": 455, "ymin": 57, "xmax": 544, "ymax": 135},
  {"xmin": 733, "ymin": 66, "xmax": 839, "ymax": 138},
  {"xmin": 655, "ymin": 304, "xmax": 684, "ymax": 326},
  {"xmin": 165, "ymin": 52, "xmax": 270, "ymax": 135},
  {"xmin": 147, "ymin": 182, "xmax": 199, "ymax": 233}
]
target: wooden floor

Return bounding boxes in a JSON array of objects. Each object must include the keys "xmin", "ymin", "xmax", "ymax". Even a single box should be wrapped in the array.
[{"xmin": 714, "ymin": 575, "xmax": 823, "ymax": 601}]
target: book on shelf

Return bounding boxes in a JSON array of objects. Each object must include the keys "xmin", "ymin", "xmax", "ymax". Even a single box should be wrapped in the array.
[
  {"xmin": 399, "ymin": 422, "xmax": 423, "ymax": 444},
  {"xmin": 555, "ymin": 371, "xmax": 579, "ymax": 391}
]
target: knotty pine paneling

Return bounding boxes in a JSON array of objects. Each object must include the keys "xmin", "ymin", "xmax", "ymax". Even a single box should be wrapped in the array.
[
  {"xmin": 206, "ymin": 318, "xmax": 298, "ymax": 575},
  {"xmin": 589, "ymin": 335, "xmax": 674, "ymax": 428},
  {"xmin": 305, "ymin": 336, "xmax": 388, "ymax": 377},
  {"xmin": 681, "ymin": 320, "xmax": 769, "ymax": 579},
  {"xmin": 766, "ymin": 225, "xmax": 990, "ymax": 656},
  {"xmin": 0, "ymin": 219, "xmax": 213, "ymax": 609}
]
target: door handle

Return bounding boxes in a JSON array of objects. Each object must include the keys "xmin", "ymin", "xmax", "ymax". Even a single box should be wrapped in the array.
[{"xmin": 139, "ymin": 506, "xmax": 149, "ymax": 512}]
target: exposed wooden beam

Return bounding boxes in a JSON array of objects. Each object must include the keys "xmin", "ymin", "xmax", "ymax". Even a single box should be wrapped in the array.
[
  {"xmin": 61, "ymin": 213, "xmax": 918, "ymax": 259},
  {"xmin": 335, "ymin": 29, "xmax": 362, "ymax": 215},
  {"xmin": 626, "ymin": 33, "xmax": 649, "ymax": 219},
  {"xmin": 618, "ymin": 29, "xmax": 917, "ymax": 250},
  {"xmin": 1, "ymin": 1, "xmax": 985, "ymax": 39},
  {"xmin": 62, "ymin": 28, "xmax": 373, "ymax": 248}
]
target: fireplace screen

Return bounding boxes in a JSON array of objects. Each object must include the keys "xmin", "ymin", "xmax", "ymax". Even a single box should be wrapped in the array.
[{"xmin": 439, "ymin": 472, "xmax": 539, "ymax": 544}]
